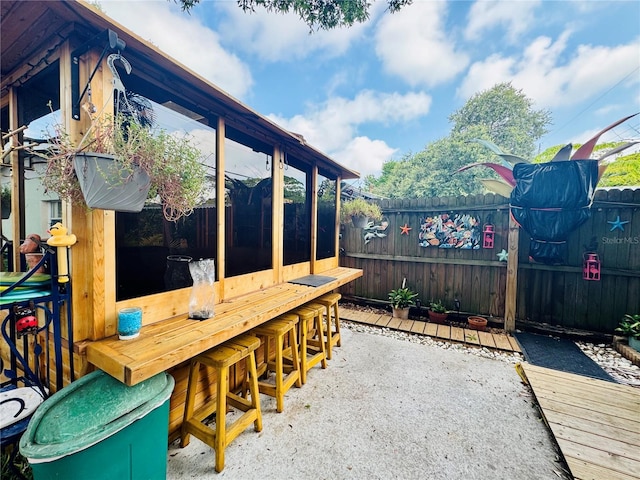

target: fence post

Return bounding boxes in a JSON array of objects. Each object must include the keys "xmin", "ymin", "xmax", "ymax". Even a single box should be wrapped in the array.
[{"xmin": 504, "ymin": 215, "xmax": 519, "ymax": 332}]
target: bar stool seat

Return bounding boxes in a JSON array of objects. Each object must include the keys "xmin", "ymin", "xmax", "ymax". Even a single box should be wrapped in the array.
[
  {"xmin": 251, "ymin": 313, "xmax": 302, "ymax": 413},
  {"xmin": 291, "ymin": 302, "xmax": 327, "ymax": 384},
  {"xmin": 180, "ymin": 334, "xmax": 262, "ymax": 473},
  {"xmin": 315, "ymin": 292, "xmax": 342, "ymax": 360}
]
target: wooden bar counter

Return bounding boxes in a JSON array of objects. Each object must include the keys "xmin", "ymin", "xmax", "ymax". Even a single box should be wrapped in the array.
[{"xmin": 86, "ymin": 267, "xmax": 362, "ymax": 386}]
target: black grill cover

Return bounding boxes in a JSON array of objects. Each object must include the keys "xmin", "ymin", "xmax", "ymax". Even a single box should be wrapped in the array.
[{"xmin": 510, "ymin": 160, "xmax": 599, "ymax": 264}]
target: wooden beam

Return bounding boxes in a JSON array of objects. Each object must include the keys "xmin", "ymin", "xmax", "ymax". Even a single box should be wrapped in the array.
[{"xmin": 504, "ymin": 215, "xmax": 519, "ymax": 333}]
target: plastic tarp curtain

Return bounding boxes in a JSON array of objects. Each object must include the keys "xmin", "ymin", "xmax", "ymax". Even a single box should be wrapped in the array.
[{"xmin": 509, "ymin": 160, "xmax": 599, "ymax": 265}]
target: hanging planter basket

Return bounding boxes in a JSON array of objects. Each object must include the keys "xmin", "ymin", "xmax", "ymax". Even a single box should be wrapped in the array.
[
  {"xmin": 351, "ymin": 215, "xmax": 370, "ymax": 228},
  {"xmin": 73, "ymin": 152, "xmax": 151, "ymax": 212}
]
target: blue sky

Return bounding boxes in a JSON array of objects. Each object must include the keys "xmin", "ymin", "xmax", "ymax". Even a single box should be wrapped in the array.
[{"xmin": 100, "ymin": 0, "xmax": 640, "ymax": 181}]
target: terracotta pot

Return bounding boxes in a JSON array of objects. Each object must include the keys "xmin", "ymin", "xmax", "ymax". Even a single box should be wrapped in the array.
[
  {"xmin": 392, "ymin": 307, "xmax": 410, "ymax": 320},
  {"xmin": 467, "ymin": 316, "xmax": 488, "ymax": 331},
  {"xmin": 25, "ymin": 253, "xmax": 45, "ymax": 273},
  {"xmin": 428, "ymin": 311, "xmax": 448, "ymax": 324}
]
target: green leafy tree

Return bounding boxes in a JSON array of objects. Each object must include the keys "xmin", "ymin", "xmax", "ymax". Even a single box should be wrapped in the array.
[
  {"xmin": 599, "ymin": 153, "xmax": 640, "ymax": 186},
  {"xmin": 534, "ymin": 143, "xmax": 640, "ymax": 187},
  {"xmin": 177, "ymin": 0, "xmax": 412, "ymax": 30},
  {"xmin": 449, "ymin": 82, "xmax": 551, "ymax": 158},
  {"xmin": 369, "ymin": 83, "xmax": 552, "ymax": 197}
]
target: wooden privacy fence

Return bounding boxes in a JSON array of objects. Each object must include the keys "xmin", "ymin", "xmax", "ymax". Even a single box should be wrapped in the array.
[{"xmin": 338, "ymin": 188, "xmax": 640, "ymax": 335}]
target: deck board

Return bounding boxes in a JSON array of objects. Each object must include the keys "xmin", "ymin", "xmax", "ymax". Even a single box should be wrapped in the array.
[
  {"xmin": 520, "ymin": 363, "xmax": 640, "ymax": 480},
  {"xmin": 340, "ymin": 309, "xmax": 521, "ymax": 354},
  {"xmin": 450, "ymin": 325, "xmax": 465, "ymax": 343},
  {"xmin": 463, "ymin": 329, "xmax": 481, "ymax": 346},
  {"xmin": 410, "ymin": 321, "xmax": 426, "ymax": 334}
]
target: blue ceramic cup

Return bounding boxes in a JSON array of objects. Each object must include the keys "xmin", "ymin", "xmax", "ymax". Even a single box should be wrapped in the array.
[{"xmin": 118, "ymin": 307, "xmax": 142, "ymax": 340}]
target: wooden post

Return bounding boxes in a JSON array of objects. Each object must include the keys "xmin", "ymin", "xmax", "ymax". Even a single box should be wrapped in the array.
[
  {"xmin": 310, "ymin": 166, "xmax": 318, "ymax": 273},
  {"xmin": 272, "ymin": 145, "xmax": 284, "ymax": 283},
  {"xmin": 216, "ymin": 117, "xmax": 226, "ymax": 299},
  {"xmin": 8, "ymin": 87, "xmax": 22, "ymax": 271},
  {"xmin": 504, "ymin": 214, "xmax": 519, "ymax": 332}
]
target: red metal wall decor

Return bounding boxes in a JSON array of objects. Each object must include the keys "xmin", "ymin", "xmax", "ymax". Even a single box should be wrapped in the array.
[
  {"xmin": 583, "ymin": 253, "xmax": 601, "ymax": 281},
  {"xmin": 482, "ymin": 224, "xmax": 495, "ymax": 249}
]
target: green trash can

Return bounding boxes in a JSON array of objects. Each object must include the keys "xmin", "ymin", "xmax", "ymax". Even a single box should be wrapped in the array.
[{"xmin": 19, "ymin": 369, "xmax": 175, "ymax": 480}]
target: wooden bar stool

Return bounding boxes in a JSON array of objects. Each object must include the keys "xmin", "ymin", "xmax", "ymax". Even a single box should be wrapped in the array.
[
  {"xmin": 180, "ymin": 334, "xmax": 262, "ymax": 473},
  {"xmin": 315, "ymin": 292, "xmax": 342, "ymax": 360},
  {"xmin": 251, "ymin": 313, "xmax": 302, "ymax": 413},
  {"xmin": 291, "ymin": 303, "xmax": 327, "ymax": 384}
]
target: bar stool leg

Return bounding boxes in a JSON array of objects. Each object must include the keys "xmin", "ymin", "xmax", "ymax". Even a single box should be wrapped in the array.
[
  {"xmin": 215, "ymin": 366, "xmax": 228, "ymax": 472},
  {"xmin": 298, "ymin": 316, "xmax": 309, "ymax": 385},
  {"xmin": 180, "ymin": 360, "xmax": 198, "ymax": 448},
  {"xmin": 246, "ymin": 348, "xmax": 263, "ymax": 431},
  {"xmin": 274, "ymin": 332, "xmax": 285, "ymax": 411},
  {"xmin": 332, "ymin": 301, "xmax": 342, "ymax": 348},
  {"xmin": 288, "ymin": 326, "xmax": 302, "ymax": 389},
  {"xmin": 312, "ymin": 308, "xmax": 328, "ymax": 369}
]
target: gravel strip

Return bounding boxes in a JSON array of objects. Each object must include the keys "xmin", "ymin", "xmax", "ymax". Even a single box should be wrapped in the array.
[{"xmin": 340, "ymin": 319, "xmax": 640, "ymax": 388}]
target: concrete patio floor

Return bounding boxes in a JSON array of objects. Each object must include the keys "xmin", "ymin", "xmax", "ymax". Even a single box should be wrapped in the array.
[{"xmin": 166, "ymin": 326, "xmax": 570, "ymax": 479}]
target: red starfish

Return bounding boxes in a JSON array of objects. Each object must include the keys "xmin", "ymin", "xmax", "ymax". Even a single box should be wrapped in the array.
[{"xmin": 400, "ymin": 224, "xmax": 412, "ymax": 235}]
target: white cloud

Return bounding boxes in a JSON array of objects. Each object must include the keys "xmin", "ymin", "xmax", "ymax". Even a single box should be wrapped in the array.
[
  {"xmin": 336, "ymin": 136, "xmax": 398, "ymax": 178},
  {"xmin": 214, "ymin": 1, "xmax": 367, "ymax": 62},
  {"xmin": 465, "ymin": 0, "xmax": 541, "ymax": 43},
  {"xmin": 100, "ymin": 1, "xmax": 253, "ymax": 99},
  {"xmin": 457, "ymin": 32, "xmax": 640, "ymax": 109},
  {"xmin": 268, "ymin": 90, "xmax": 431, "ymax": 176},
  {"xmin": 374, "ymin": 2, "xmax": 469, "ymax": 87}
]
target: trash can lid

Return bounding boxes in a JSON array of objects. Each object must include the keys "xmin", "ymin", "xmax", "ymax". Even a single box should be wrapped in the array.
[{"xmin": 19, "ymin": 370, "xmax": 174, "ymax": 461}]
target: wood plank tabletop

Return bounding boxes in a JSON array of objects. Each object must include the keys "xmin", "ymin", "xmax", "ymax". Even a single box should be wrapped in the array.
[{"xmin": 87, "ymin": 267, "xmax": 362, "ymax": 385}]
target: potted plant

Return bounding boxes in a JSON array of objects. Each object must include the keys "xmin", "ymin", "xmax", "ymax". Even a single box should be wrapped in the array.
[
  {"xmin": 388, "ymin": 278, "xmax": 419, "ymax": 319},
  {"xmin": 615, "ymin": 314, "xmax": 640, "ymax": 352},
  {"xmin": 467, "ymin": 315, "xmax": 488, "ymax": 331},
  {"xmin": 1, "ymin": 185, "xmax": 10, "ymax": 219},
  {"xmin": 340, "ymin": 197, "xmax": 382, "ymax": 228},
  {"xmin": 428, "ymin": 299, "xmax": 448, "ymax": 324},
  {"xmin": 35, "ymin": 106, "xmax": 206, "ymax": 222}
]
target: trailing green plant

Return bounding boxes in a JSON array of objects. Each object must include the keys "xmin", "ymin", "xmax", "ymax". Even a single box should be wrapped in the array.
[
  {"xmin": 429, "ymin": 299, "xmax": 447, "ymax": 314},
  {"xmin": 340, "ymin": 197, "xmax": 382, "ymax": 224},
  {"xmin": 388, "ymin": 278, "xmax": 418, "ymax": 309},
  {"xmin": 615, "ymin": 314, "xmax": 640, "ymax": 339},
  {"xmin": 34, "ymin": 104, "xmax": 206, "ymax": 222}
]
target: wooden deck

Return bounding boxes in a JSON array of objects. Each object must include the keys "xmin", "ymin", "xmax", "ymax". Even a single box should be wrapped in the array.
[
  {"xmin": 519, "ymin": 363, "xmax": 640, "ymax": 480},
  {"xmin": 340, "ymin": 309, "xmax": 521, "ymax": 353}
]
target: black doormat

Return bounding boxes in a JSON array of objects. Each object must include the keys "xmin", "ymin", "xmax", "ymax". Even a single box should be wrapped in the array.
[
  {"xmin": 514, "ymin": 332, "xmax": 616, "ymax": 383},
  {"xmin": 288, "ymin": 275, "xmax": 336, "ymax": 287}
]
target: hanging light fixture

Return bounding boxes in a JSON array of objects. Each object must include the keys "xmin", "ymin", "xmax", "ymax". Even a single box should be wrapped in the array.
[
  {"xmin": 482, "ymin": 224, "xmax": 495, "ymax": 249},
  {"xmin": 583, "ymin": 253, "xmax": 601, "ymax": 281}
]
